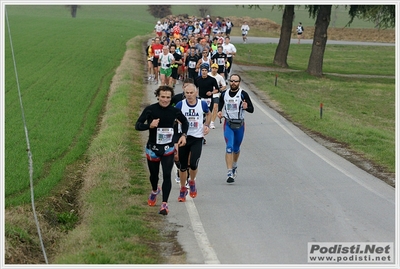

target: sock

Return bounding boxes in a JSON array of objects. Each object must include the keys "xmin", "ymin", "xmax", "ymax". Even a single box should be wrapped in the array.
[{"xmin": 233, "ymin": 162, "xmax": 237, "ymax": 169}]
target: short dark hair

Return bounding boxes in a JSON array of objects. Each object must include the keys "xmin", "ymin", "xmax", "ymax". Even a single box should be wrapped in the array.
[
  {"xmin": 183, "ymin": 77, "xmax": 194, "ymax": 84},
  {"xmin": 154, "ymin": 85, "xmax": 174, "ymax": 97},
  {"xmin": 229, "ymin": 73, "xmax": 241, "ymax": 82}
]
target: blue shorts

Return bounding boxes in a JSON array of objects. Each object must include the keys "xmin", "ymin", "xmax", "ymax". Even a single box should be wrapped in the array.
[{"xmin": 223, "ymin": 120, "xmax": 245, "ymax": 154}]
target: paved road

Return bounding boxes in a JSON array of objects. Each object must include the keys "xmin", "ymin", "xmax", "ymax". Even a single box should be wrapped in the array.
[
  {"xmin": 144, "ymin": 43, "xmax": 395, "ymax": 264},
  {"xmin": 228, "ymin": 36, "xmax": 395, "ymax": 46}
]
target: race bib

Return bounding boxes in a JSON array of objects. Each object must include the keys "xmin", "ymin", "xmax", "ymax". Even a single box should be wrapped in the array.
[
  {"xmin": 217, "ymin": 58, "xmax": 225, "ymax": 65},
  {"xmin": 156, "ymin": 128, "xmax": 173, "ymax": 144},
  {"xmin": 226, "ymin": 99, "xmax": 239, "ymax": 113},
  {"xmin": 188, "ymin": 61, "xmax": 196, "ymax": 68},
  {"xmin": 154, "ymin": 49, "xmax": 162, "ymax": 56},
  {"xmin": 188, "ymin": 117, "xmax": 200, "ymax": 129},
  {"xmin": 201, "ymin": 98, "xmax": 212, "ymax": 107}
]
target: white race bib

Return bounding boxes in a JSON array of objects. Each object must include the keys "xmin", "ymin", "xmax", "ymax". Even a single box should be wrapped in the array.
[
  {"xmin": 226, "ymin": 99, "xmax": 239, "ymax": 113},
  {"xmin": 156, "ymin": 128, "xmax": 173, "ymax": 144},
  {"xmin": 188, "ymin": 61, "xmax": 196, "ymax": 68},
  {"xmin": 201, "ymin": 98, "xmax": 212, "ymax": 107}
]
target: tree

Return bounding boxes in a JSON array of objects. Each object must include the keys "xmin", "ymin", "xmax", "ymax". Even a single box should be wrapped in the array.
[
  {"xmin": 65, "ymin": 5, "xmax": 80, "ymax": 18},
  {"xmin": 273, "ymin": 5, "xmax": 294, "ymax": 68},
  {"xmin": 346, "ymin": 5, "xmax": 395, "ymax": 29},
  {"xmin": 147, "ymin": 5, "xmax": 172, "ymax": 19},
  {"xmin": 306, "ymin": 5, "xmax": 332, "ymax": 77},
  {"xmin": 198, "ymin": 5, "xmax": 210, "ymax": 18}
]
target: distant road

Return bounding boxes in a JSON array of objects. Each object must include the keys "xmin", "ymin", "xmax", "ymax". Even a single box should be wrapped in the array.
[{"xmin": 229, "ymin": 36, "xmax": 395, "ymax": 46}]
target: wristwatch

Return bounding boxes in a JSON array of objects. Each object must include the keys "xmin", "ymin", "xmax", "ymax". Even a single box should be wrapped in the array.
[{"xmin": 181, "ymin": 133, "xmax": 187, "ymax": 138}]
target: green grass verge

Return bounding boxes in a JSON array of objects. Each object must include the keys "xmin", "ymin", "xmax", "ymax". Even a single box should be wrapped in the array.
[
  {"xmin": 52, "ymin": 36, "xmax": 165, "ymax": 264},
  {"xmin": 234, "ymin": 43, "xmax": 395, "ymax": 76}
]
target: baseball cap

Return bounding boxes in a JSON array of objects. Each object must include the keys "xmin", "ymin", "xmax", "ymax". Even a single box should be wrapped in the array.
[
  {"xmin": 211, "ymin": 63, "xmax": 219, "ymax": 69},
  {"xmin": 157, "ymin": 21, "xmax": 161, "ymax": 24}
]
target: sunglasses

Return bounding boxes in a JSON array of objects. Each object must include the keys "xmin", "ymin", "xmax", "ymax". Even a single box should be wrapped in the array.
[{"xmin": 230, "ymin": 80, "xmax": 240, "ymax": 83}]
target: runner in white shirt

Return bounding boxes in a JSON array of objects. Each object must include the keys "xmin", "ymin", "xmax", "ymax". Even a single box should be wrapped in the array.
[
  {"xmin": 154, "ymin": 21, "xmax": 164, "ymax": 37},
  {"xmin": 241, "ymin": 21, "xmax": 250, "ymax": 43},
  {"xmin": 208, "ymin": 63, "xmax": 226, "ymax": 129},
  {"xmin": 222, "ymin": 37, "xmax": 236, "ymax": 79},
  {"xmin": 175, "ymin": 84, "xmax": 211, "ymax": 202}
]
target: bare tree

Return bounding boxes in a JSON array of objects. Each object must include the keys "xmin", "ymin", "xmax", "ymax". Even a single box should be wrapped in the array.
[
  {"xmin": 306, "ymin": 5, "xmax": 332, "ymax": 77},
  {"xmin": 198, "ymin": 5, "xmax": 210, "ymax": 18},
  {"xmin": 65, "ymin": 5, "xmax": 80, "ymax": 18},
  {"xmin": 273, "ymin": 5, "xmax": 294, "ymax": 68}
]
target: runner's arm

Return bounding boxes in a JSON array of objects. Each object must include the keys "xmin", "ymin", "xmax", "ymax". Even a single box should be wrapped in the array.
[
  {"xmin": 242, "ymin": 91, "xmax": 254, "ymax": 113},
  {"xmin": 135, "ymin": 107, "xmax": 151, "ymax": 130}
]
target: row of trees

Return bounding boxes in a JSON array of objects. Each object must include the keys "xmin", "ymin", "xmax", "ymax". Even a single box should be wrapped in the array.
[{"xmin": 272, "ymin": 5, "xmax": 395, "ymax": 76}]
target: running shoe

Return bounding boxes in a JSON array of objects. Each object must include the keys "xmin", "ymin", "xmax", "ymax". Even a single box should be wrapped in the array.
[
  {"xmin": 178, "ymin": 186, "xmax": 188, "ymax": 202},
  {"xmin": 227, "ymin": 171, "xmax": 235, "ymax": 183},
  {"xmin": 232, "ymin": 166, "xmax": 238, "ymax": 178},
  {"xmin": 159, "ymin": 202, "xmax": 169, "ymax": 215},
  {"xmin": 189, "ymin": 179, "xmax": 197, "ymax": 198},
  {"xmin": 185, "ymin": 173, "xmax": 190, "ymax": 188},
  {"xmin": 148, "ymin": 186, "xmax": 161, "ymax": 206},
  {"xmin": 210, "ymin": 121, "xmax": 215, "ymax": 129},
  {"xmin": 175, "ymin": 170, "xmax": 180, "ymax": 184}
]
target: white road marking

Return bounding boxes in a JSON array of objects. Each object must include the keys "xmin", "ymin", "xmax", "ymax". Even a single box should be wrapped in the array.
[
  {"xmin": 185, "ymin": 196, "xmax": 220, "ymax": 264},
  {"xmin": 172, "ymin": 166, "xmax": 220, "ymax": 264}
]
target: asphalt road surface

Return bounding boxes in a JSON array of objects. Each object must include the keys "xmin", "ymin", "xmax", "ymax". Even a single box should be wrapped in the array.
[
  {"xmin": 229, "ymin": 36, "xmax": 395, "ymax": 46},
  {"xmin": 144, "ymin": 39, "xmax": 395, "ymax": 264}
]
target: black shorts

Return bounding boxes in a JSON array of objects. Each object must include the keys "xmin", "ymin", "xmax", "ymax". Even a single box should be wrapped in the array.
[
  {"xmin": 152, "ymin": 57, "xmax": 159, "ymax": 67},
  {"xmin": 212, "ymin": 97, "xmax": 219, "ymax": 104},
  {"xmin": 171, "ymin": 68, "xmax": 179, "ymax": 79},
  {"xmin": 178, "ymin": 136, "xmax": 204, "ymax": 171}
]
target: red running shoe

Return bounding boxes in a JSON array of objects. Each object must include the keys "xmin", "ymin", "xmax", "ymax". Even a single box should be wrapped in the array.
[
  {"xmin": 148, "ymin": 186, "xmax": 161, "ymax": 206},
  {"xmin": 178, "ymin": 186, "xmax": 188, "ymax": 202},
  {"xmin": 189, "ymin": 179, "xmax": 197, "ymax": 198}
]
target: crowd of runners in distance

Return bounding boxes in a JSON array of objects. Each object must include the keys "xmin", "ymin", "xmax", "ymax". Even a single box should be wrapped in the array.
[
  {"xmin": 138, "ymin": 15, "xmax": 255, "ymax": 215},
  {"xmin": 146, "ymin": 15, "xmax": 250, "ymax": 88}
]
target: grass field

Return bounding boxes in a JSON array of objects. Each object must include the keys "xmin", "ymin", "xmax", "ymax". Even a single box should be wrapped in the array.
[
  {"xmin": 5, "ymin": 5, "xmax": 154, "ymax": 206},
  {"xmin": 4, "ymin": 4, "xmax": 395, "ymax": 264},
  {"xmin": 171, "ymin": 5, "xmax": 378, "ymax": 28}
]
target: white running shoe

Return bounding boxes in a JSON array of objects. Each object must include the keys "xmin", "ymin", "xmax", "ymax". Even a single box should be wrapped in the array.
[
  {"xmin": 210, "ymin": 121, "xmax": 215, "ymax": 129},
  {"xmin": 232, "ymin": 167, "xmax": 237, "ymax": 178}
]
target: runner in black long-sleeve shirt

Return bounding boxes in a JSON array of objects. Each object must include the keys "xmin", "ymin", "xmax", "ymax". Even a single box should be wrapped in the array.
[
  {"xmin": 194, "ymin": 64, "xmax": 220, "ymax": 113},
  {"xmin": 135, "ymin": 86, "xmax": 189, "ymax": 215}
]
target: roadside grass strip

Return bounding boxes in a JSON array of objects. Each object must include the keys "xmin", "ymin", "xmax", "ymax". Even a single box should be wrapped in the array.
[{"xmin": 52, "ymin": 36, "xmax": 165, "ymax": 264}]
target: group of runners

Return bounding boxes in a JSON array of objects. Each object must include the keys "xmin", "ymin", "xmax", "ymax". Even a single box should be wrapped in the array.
[
  {"xmin": 137, "ymin": 18, "xmax": 255, "ymax": 214},
  {"xmin": 145, "ymin": 16, "xmax": 251, "ymax": 88}
]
